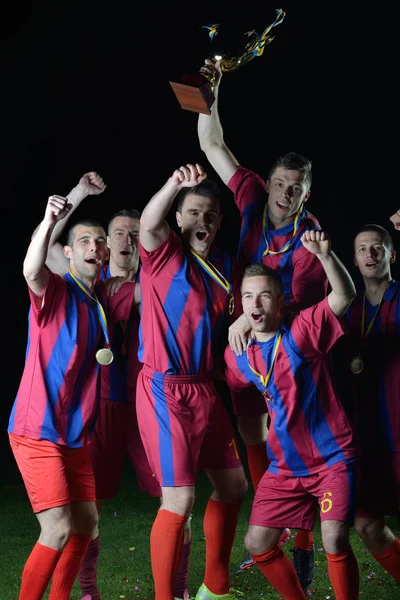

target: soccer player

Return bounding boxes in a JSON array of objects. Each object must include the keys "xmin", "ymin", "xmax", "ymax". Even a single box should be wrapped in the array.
[
  {"xmin": 346, "ymin": 221, "xmax": 400, "ymax": 582},
  {"xmin": 44, "ymin": 179, "xmax": 192, "ymax": 600},
  {"xmin": 138, "ymin": 162, "xmax": 248, "ymax": 600},
  {"xmin": 197, "ymin": 59, "xmax": 326, "ymax": 583},
  {"xmin": 8, "ymin": 192, "xmax": 137, "ymax": 600},
  {"xmin": 224, "ymin": 230, "xmax": 360, "ymax": 600}
]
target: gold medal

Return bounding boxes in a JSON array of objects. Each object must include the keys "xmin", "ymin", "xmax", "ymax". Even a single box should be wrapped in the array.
[
  {"xmin": 96, "ymin": 347, "xmax": 114, "ymax": 366},
  {"xmin": 229, "ymin": 294, "xmax": 235, "ymax": 315},
  {"xmin": 350, "ymin": 355, "xmax": 364, "ymax": 375},
  {"xmin": 262, "ymin": 390, "xmax": 273, "ymax": 403}
]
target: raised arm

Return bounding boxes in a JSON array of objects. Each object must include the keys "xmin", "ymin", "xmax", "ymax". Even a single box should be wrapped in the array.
[
  {"xmin": 300, "ymin": 230, "xmax": 356, "ymax": 317},
  {"xmin": 197, "ymin": 60, "xmax": 239, "ymax": 185},
  {"xmin": 23, "ymin": 196, "xmax": 72, "ymax": 298},
  {"xmin": 32, "ymin": 172, "xmax": 106, "ymax": 275},
  {"xmin": 139, "ymin": 163, "xmax": 207, "ymax": 252},
  {"xmin": 390, "ymin": 209, "xmax": 400, "ymax": 231}
]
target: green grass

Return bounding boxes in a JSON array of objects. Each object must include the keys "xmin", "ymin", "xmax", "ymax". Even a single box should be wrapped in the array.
[{"xmin": 1, "ymin": 459, "xmax": 399, "ymax": 600}]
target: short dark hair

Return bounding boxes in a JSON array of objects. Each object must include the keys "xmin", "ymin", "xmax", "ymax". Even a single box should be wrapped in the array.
[
  {"xmin": 354, "ymin": 224, "xmax": 394, "ymax": 252},
  {"xmin": 107, "ymin": 209, "xmax": 141, "ymax": 234},
  {"xmin": 268, "ymin": 152, "xmax": 312, "ymax": 189},
  {"xmin": 242, "ymin": 263, "xmax": 284, "ymax": 296},
  {"xmin": 176, "ymin": 179, "xmax": 222, "ymax": 214},
  {"xmin": 66, "ymin": 219, "xmax": 105, "ymax": 247}
]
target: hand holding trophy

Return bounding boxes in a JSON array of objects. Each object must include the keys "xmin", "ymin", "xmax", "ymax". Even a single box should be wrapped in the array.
[{"xmin": 169, "ymin": 8, "xmax": 286, "ymax": 114}]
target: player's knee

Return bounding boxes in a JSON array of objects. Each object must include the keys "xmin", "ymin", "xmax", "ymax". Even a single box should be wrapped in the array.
[
  {"xmin": 321, "ymin": 522, "xmax": 349, "ymax": 554},
  {"xmin": 244, "ymin": 526, "xmax": 275, "ymax": 556},
  {"xmin": 40, "ymin": 518, "xmax": 73, "ymax": 550},
  {"xmin": 354, "ymin": 518, "xmax": 391, "ymax": 545},
  {"xmin": 221, "ymin": 471, "xmax": 248, "ymax": 504},
  {"xmin": 238, "ymin": 414, "xmax": 268, "ymax": 445},
  {"xmin": 71, "ymin": 503, "xmax": 99, "ymax": 536}
]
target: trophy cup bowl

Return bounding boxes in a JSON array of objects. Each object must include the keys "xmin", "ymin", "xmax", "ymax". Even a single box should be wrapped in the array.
[{"xmin": 169, "ymin": 10, "xmax": 286, "ymax": 115}]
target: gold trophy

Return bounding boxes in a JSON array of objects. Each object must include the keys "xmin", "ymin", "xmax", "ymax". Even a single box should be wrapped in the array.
[{"xmin": 169, "ymin": 9, "xmax": 286, "ymax": 115}]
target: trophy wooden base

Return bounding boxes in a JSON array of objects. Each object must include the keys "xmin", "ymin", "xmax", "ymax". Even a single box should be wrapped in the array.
[{"xmin": 169, "ymin": 74, "xmax": 215, "ymax": 114}]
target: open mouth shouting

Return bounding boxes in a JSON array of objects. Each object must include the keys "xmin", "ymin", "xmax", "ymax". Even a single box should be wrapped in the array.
[
  {"xmin": 251, "ymin": 311, "xmax": 264, "ymax": 323},
  {"xmin": 276, "ymin": 200, "xmax": 290, "ymax": 210},
  {"xmin": 119, "ymin": 249, "xmax": 132, "ymax": 257},
  {"xmin": 365, "ymin": 260, "xmax": 378, "ymax": 269},
  {"xmin": 195, "ymin": 230, "xmax": 208, "ymax": 242},
  {"xmin": 85, "ymin": 257, "xmax": 102, "ymax": 265}
]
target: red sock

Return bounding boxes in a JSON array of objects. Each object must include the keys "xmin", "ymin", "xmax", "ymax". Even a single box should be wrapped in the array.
[
  {"xmin": 49, "ymin": 533, "xmax": 91, "ymax": 600},
  {"xmin": 294, "ymin": 530, "xmax": 314, "ymax": 551},
  {"xmin": 79, "ymin": 536, "xmax": 101, "ymax": 598},
  {"xmin": 19, "ymin": 542, "xmax": 61, "ymax": 600},
  {"xmin": 203, "ymin": 499, "xmax": 241, "ymax": 595},
  {"xmin": 150, "ymin": 509, "xmax": 186, "ymax": 600},
  {"xmin": 173, "ymin": 539, "xmax": 191, "ymax": 599},
  {"xmin": 373, "ymin": 538, "xmax": 400, "ymax": 583},
  {"xmin": 246, "ymin": 443, "xmax": 270, "ymax": 491},
  {"xmin": 252, "ymin": 545, "xmax": 306, "ymax": 599},
  {"xmin": 326, "ymin": 547, "xmax": 359, "ymax": 600}
]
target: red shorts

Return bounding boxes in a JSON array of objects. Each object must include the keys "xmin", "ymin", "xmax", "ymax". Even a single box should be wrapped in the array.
[
  {"xmin": 9, "ymin": 433, "xmax": 96, "ymax": 513},
  {"xmin": 90, "ymin": 398, "xmax": 161, "ymax": 499},
  {"xmin": 136, "ymin": 366, "xmax": 242, "ymax": 487},
  {"xmin": 250, "ymin": 460, "xmax": 358, "ymax": 530},
  {"xmin": 231, "ymin": 386, "xmax": 267, "ymax": 418},
  {"xmin": 356, "ymin": 454, "xmax": 398, "ymax": 519}
]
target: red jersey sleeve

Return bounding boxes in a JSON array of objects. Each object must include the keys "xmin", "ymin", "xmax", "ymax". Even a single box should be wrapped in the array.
[
  {"xmin": 291, "ymin": 297, "xmax": 345, "ymax": 357},
  {"xmin": 291, "ymin": 247, "xmax": 328, "ymax": 311},
  {"xmin": 224, "ymin": 345, "xmax": 252, "ymax": 392},
  {"xmin": 139, "ymin": 230, "xmax": 183, "ymax": 277},
  {"xmin": 227, "ymin": 167, "xmax": 267, "ymax": 215},
  {"xmin": 28, "ymin": 271, "xmax": 68, "ymax": 327}
]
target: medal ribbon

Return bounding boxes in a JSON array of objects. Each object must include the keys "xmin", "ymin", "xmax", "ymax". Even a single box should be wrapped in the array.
[
  {"xmin": 262, "ymin": 203, "xmax": 303, "ymax": 257},
  {"xmin": 68, "ymin": 271, "xmax": 110, "ymax": 347},
  {"xmin": 190, "ymin": 249, "xmax": 234, "ymax": 305},
  {"xmin": 246, "ymin": 330, "xmax": 282, "ymax": 388},
  {"xmin": 361, "ymin": 292, "xmax": 384, "ymax": 343}
]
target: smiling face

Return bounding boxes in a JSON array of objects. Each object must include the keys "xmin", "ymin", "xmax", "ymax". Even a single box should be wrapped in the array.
[
  {"xmin": 107, "ymin": 215, "xmax": 140, "ymax": 272},
  {"xmin": 266, "ymin": 167, "xmax": 311, "ymax": 227},
  {"xmin": 64, "ymin": 224, "xmax": 108, "ymax": 287},
  {"xmin": 354, "ymin": 230, "xmax": 395, "ymax": 281},
  {"xmin": 176, "ymin": 193, "xmax": 222, "ymax": 259},
  {"xmin": 241, "ymin": 275, "xmax": 284, "ymax": 341}
]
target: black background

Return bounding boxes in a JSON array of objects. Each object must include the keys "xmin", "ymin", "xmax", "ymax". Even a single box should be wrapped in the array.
[{"xmin": 1, "ymin": 1, "xmax": 397, "ymax": 453}]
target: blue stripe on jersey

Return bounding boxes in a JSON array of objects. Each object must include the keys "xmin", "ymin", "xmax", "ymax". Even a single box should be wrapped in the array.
[
  {"xmin": 189, "ymin": 309, "xmax": 211, "ymax": 375},
  {"xmin": 237, "ymin": 204, "xmax": 256, "ymax": 261},
  {"xmin": 138, "ymin": 318, "xmax": 144, "ymax": 363},
  {"xmin": 277, "ymin": 253, "xmax": 294, "ymax": 305},
  {"xmin": 163, "ymin": 258, "xmax": 192, "ymax": 373},
  {"xmin": 284, "ymin": 334, "xmax": 346, "ymax": 467},
  {"xmin": 190, "ymin": 268, "xmax": 214, "ymax": 374},
  {"xmin": 266, "ymin": 439, "xmax": 278, "ymax": 469},
  {"xmin": 235, "ymin": 350, "xmax": 310, "ymax": 475},
  {"xmin": 39, "ymin": 288, "xmax": 79, "ymax": 441},
  {"xmin": 66, "ymin": 295, "xmax": 100, "ymax": 446},
  {"xmin": 152, "ymin": 373, "xmax": 174, "ymax": 485},
  {"xmin": 266, "ymin": 382, "xmax": 310, "ymax": 476}
]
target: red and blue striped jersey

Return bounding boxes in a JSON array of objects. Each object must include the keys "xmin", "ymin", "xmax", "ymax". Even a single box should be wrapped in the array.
[
  {"xmin": 346, "ymin": 280, "xmax": 400, "ymax": 454},
  {"xmin": 228, "ymin": 167, "xmax": 327, "ymax": 310},
  {"xmin": 224, "ymin": 298, "xmax": 358, "ymax": 476},
  {"xmin": 99, "ymin": 265, "xmax": 141, "ymax": 403},
  {"xmin": 138, "ymin": 231, "xmax": 243, "ymax": 375},
  {"xmin": 8, "ymin": 271, "xmax": 134, "ymax": 447}
]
